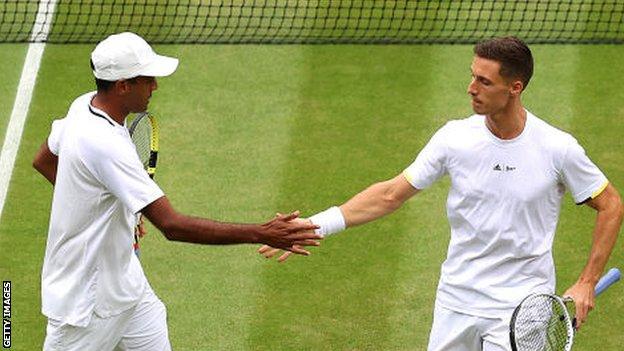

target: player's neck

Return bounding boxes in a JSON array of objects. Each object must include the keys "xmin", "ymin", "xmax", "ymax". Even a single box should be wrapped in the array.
[
  {"xmin": 485, "ymin": 102, "xmax": 526, "ymax": 140},
  {"xmin": 91, "ymin": 93, "xmax": 128, "ymax": 125}
]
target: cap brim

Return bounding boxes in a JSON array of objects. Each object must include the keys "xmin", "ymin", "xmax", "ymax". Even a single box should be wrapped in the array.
[{"xmin": 137, "ymin": 55, "xmax": 179, "ymax": 77}]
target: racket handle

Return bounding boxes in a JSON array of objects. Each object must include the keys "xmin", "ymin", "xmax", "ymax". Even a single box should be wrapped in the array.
[
  {"xmin": 595, "ymin": 268, "xmax": 621, "ymax": 296},
  {"xmin": 134, "ymin": 233, "xmax": 140, "ymax": 258}
]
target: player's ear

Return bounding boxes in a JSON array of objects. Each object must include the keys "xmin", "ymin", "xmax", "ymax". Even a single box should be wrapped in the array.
[
  {"xmin": 115, "ymin": 79, "xmax": 131, "ymax": 95},
  {"xmin": 509, "ymin": 79, "xmax": 524, "ymax": 97}
]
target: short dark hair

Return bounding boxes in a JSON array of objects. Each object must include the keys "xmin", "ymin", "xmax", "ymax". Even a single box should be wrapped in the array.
[
  {"xmin": 89, "ymin": 59, "xmax": 139, "ymax": 92},
  {"xmin": 474, "ymin": 36, "xmax": 533, "ymax": 90},
  {"xmin": 90, "ymin": 59, "xmax": 115, "ymax": 91}
]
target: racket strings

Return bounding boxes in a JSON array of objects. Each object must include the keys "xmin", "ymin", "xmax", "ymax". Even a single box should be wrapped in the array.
[
  {"xmin": 512, "ymin": 295, "xmax": 572, "ymax": 351},
  {"xmin": 130, "ymin": 117, "xmax": 153, "ymax": 168}
]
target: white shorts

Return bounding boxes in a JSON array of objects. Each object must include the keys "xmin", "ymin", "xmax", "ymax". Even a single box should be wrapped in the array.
[
  {"xmin": 43, "ymin": 286, "xmax": 171, "ymax": 351},
  {"xmin": 428, "ymin": 303, "xmax": 511, "ymax": 351}
]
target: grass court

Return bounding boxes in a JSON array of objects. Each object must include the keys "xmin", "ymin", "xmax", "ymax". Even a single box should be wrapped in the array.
[{"xmin": 1, "ymin": 2, "xmax": 623, "ymax": 350}]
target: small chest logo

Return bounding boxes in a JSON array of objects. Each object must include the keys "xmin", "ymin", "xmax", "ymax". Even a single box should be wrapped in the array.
[{"xmin": 493, "ymin": 163, "xmax": 516, "ymax": 172}]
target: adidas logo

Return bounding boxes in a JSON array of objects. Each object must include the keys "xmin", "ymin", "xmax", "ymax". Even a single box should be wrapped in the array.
[{"xmin": 493, "ymin": 164, "xmax": 516, "ymax": 172}]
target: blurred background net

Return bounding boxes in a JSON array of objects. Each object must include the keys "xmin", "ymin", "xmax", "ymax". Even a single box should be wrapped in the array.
[{"xmin": 1, "ymin": 0, "xmax": 623, "ymax": 44}]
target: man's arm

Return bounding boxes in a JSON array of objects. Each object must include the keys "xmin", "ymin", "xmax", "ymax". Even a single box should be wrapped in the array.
[
  {"xmin": 32, "ymin": 142, "xmax": 58, "ymax": 185},
  {"xmin": 563, "ymin": 183, "xmax": 623, "ymax": 329},
  {"xmin": 142, "ymin": 196, "xmax": 323, "ymax": 255},
  {"xmin": 259, "ymin": 173, "xmax": 420, "ymax": 261},
  {"xmin": 340, "ymin": 173, "xmax": 420, "ymax": 227}
]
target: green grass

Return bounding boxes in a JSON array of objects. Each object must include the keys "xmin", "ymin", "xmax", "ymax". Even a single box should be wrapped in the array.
[{"xmin": 1, "ymin": 44, "xmax": 623, "ymax": 350}]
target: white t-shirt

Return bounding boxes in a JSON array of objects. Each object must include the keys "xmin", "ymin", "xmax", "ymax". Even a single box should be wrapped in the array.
[
  {"xmin": 42, "ymin": 92, "xmax": 164, "ymax": 327},
  {"xmin": 403, "ymin": 111, "xmax": 607, "ymax": 317}
]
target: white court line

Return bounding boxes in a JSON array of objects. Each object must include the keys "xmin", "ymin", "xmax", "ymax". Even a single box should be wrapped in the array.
[{"xmin": 0, "ymin": 0, "xmax": 57, "ymax": 219}]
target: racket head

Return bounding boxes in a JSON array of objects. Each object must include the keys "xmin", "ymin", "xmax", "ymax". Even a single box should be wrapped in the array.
[
  {"xmin": 127, "ymin": 112, "xmax": 159, "ymax": 177},
  {"xmin": 510, "ymin": 293, "xmax": 574, "ymax": 351}
]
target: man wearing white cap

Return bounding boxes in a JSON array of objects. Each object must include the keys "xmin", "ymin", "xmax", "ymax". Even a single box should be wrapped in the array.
[{"xmin": 32, "ymin": 32, "xmax": 321, "ymax": 350}]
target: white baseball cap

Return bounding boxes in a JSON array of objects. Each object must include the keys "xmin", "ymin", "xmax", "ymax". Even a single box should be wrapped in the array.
[{"xmin": 91, "ymin": 32, "xmax": 178, "ymax": 81}]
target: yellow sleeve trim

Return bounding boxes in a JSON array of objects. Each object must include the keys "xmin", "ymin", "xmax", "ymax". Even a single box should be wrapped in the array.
[
  {"xmin": 402, "ymin": 170, "xmax": 414, "ymax": 185},
  {"xmin": 591, "ymin": 180, "xmax": 609, "ymax": 199}
]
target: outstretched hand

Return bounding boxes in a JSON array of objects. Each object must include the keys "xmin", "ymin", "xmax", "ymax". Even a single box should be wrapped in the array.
[
  {"xmin": 259, "ymin": 215, "xmax": 317, "ymax": 262},
  {"xmin": 258, "ymin": 211, "xmax": 321, "ymax": 256}
]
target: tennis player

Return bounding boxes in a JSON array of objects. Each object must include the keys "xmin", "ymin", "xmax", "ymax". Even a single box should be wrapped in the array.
[
  {"xmin": 260, "ymin": 36, "xmax": 623, "ymax": 350},
  {"xmin": 32, "ymin": 32, "xmax": 321, "ymax": 351}
]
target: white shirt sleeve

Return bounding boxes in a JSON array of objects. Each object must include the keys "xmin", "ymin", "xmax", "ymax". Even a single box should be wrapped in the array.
[
  {"xmin": 47, "ymin": 119, "xmax": 66, "ymax": 156},
  {"xmin": 80, "ymin": 135, "xmax": 164, "ymax": 214},
  {"xmin": 403, "ymin": 124, "xmax": 449, "ymax": 190},
  {"xmin": 560, "ymin": 137, "xmax": 608, "ymax": 204}
]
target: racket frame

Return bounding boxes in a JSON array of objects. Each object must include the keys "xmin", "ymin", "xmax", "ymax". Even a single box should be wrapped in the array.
[
  {"xmin": 510, "ymin": 293, "xmax": 574, "ymax": 351},
  {"xmin": 127, "ymin": 112, "xmax": 159, "ymax": 178}
]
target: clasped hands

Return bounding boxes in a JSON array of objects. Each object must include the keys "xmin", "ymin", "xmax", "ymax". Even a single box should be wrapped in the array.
[{"xmin": 258, "ymin": 212, "xmax": 317, "ymax": 262}]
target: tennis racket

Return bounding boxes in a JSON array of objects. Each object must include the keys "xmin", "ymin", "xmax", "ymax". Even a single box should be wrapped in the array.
[
  {"xmin": 509, "ymin": 268, "xmax": 621, "ymax": 351},
  {"xmin": 126, "ymin": 112, "xmax": 159, "ymax": 257}
]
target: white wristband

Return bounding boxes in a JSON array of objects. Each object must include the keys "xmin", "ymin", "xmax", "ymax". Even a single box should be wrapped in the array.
[{"xmin": 309, "ymin": 206, "xmax": 346, "ymax": 237}]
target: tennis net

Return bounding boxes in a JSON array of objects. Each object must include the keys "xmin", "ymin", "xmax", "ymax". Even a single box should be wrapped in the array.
[{"xmin": 1, "ymin": 1, "xmax": 623, "ymax": 44}]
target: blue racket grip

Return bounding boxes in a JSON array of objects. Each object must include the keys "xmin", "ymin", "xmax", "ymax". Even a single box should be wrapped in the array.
[{"xmin": 595, "ymin": 268, "xmax": 621, "ymax": 296}]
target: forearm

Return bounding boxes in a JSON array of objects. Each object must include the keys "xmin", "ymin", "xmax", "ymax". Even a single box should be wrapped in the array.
[
  {"xmin": 577, "ymin": 207, "xmax": 622, "ymax": 285},
  {"xmin": 143, "ymin": 196, "xmax": 320, "ymax": 248},
  {"xmin": 161, "ymin": 213, "xmax": 261, "ymax": 244},
  {"xmin": 562, "ymin": 185, "xmax": 623, "ymax": 328},
  {"xmin": 143, "ymin": 198, "xmax": 262, "ymax": 244},
  {"xmin": 341, "ymin": 180, "xmax": 405, "ymax": 228},
  {"xmin": 308, "ymin": 174, "xmax": 417, "ymax": 237}
]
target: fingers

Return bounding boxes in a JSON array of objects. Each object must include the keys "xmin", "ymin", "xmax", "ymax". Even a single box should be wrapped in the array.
[
  {"xmin": 278, "ymin": 251, "xmax": 293, "ymax": 262},
  {"xmin": 574, "ymin": 299, "xmax": 594, "ymax": 330},
  {"xmin": 291, "ymin": 239, "xmax": 321, "ymax": 247},
  {"xmin": 288, "ymin": 232, "xmax": 324, "ymax": 241},
  {"xmin": 266, "ymin": 212, "xmax": 319, "ymax": 236},
  {"xmin": 134, "ymin": 225, "xmax": 146, "ymax": 237},
  {"xmin": 285, "ymin": 245, "xmax": 311, "ymax": 256},
  {"xmin": 256, "ymin": 245, "xmax": 306, "ymax": 262},
  {"xmin": 135, "ymin": 215, "xmax": 147, "ymax": 238},
  {"xmin": 138, "ymin": 224, "xmax": 147, "ymax": 238},
  {"xmin": 261, "ymin": 247, "xmax": 282, "ymax": 259},
  {"xmin": 257, "ymin": 245, "xmax": 272, "ymax": 254},
  {"xmin": 568, "ymin": 295, "xmax": 593, "ymax": 330},
  {"xmin": 575, "ymin": 311, "xmax": 586, "ymax": 330},
  {"xmin": 289, "ymin": 221, "xmax": 320, "ymax": 233},
  {"xmin": 270, "ymin": 233, "xmax": 322, "ymax": 251},
  {"xmin": 258, "ymin": 245, "xmax": 288, "ymax": 259},
  {"xmin": 259, "ymin": 211, "xmax": 322, "ymax": 260},
  {"xmin": 277, "ymin": 210, "xmax": 300, "ymax": 222}
]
